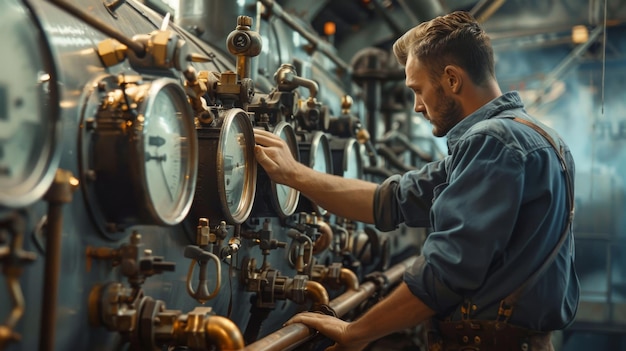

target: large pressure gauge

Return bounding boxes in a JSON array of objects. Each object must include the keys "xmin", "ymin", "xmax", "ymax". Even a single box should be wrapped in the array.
[
  {"xmin": 192, "ymin": 108, "xmax": 257, "ymax": 224},
  {"xmin": 0, "ymin": 0, "xmax": 61, "ymax": 208},
  {"xmin": 297, "ymin": 131, "xmax": 333, "ymax": 216},
  {"xmin": 251, "ymin": 122, "xmax": 300, "ymax": 218},
  {"xmin": 80, "ymin": 76, "xmax": 198, "ymax": 235}
]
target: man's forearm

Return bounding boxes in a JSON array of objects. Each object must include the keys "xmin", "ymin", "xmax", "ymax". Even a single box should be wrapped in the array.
[
  {"xmin": 290, "ymin": 162, "xmax": 378, "ymax": 224},
  {"xmin": 347, "ymin": 282, "xmax": 436, "ymax": 344}
]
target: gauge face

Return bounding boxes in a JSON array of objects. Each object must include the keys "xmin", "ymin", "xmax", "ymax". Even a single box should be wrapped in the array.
[
  {"xmin": 270, "ymin": 122, "xmax": 300, "ymax": 217},
  {"xmin": 218, "ymin": 109, "xmax": 257, "ymax": 223},
  {"xmin": 342, "ymin": 139, "xmax": 363, "ymax": 180},
  {"xmin": 0, "ymin": 0, "xmax": 60, "ymax": 208},
  {"xmin": 308, "ymin": 131, "xmax": 332, "ymax": 215},
  {"xmin": 140, "ymin": 80, "xmax": 197, "ymax": 225}
]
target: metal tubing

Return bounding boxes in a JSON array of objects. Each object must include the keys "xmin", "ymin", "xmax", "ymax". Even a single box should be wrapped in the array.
[
  {"xmin": 527, "ymin": 25, "xmax": 604, "ymax": 109},
  {"xmin": 305, "ymin": 280, "xmax": 330, "ymax": 306},
  {"xmin": 38, "ymin": 170, "xmax": 78, "ymax": 351},
  {"xmin": 4, "ymin": 276, "xmax": 24, "ymax": 330},
  {"xmin": 242, "ymin": 256, "xmax": 416, "ymax": 351},
  {"xmin": 258, "ymin": 0, "xmax": 351, "ymax": 73},
  {"xmin": 205, "ymin": 315, "xmax": 246, "ymax": 351},
  {"xmin": 339, "ymin": 268, "xmax": 359, "ymax": 292},
  {"xmin": 48, "ymin": 0, "xmax": 145, "ymax": 56}
]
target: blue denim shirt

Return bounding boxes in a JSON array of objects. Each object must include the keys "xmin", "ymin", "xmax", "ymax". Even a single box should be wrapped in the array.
[{"xmin": 374, "ymin": 91, "xmax": 579, "ymax": 330}]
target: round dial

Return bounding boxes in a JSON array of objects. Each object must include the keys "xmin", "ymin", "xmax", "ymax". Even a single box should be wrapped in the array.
[
  {"xmin": 193, "ymin": 108, "xmax": 257, "ymax": 225},
  {"xmin": 343, "ymin": 138, "xmax": 363, "ymax": 179},
  {"xmin": 220, "ymin": 109, "xmax": 256, "ymax": 222},
  {"xmin": 140, "ymin": 79, "xmax": 197, "ymax": 225},
  {"xmin": 338, "ymin": 138, "xmax": 363, "ymax": 180},
  {"xmin": 270, "ymin": 122, "xmax": 300, "ymax": 217},
  {"xmin": 0, "ymin": 0, "xmax": 60, "ymax": 208},
  {"xmin": 80, "ymin": 76, "xmax": 197, "ymax": 234},
  {"xmin": 298, "ymin": 131, "xmax": 332, "ymax": 216}
]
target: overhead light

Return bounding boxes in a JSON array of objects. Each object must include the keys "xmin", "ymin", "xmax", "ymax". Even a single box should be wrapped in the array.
[{"xmin": 572, "ymin": 25, "xmax": 589, "ymax": 44}]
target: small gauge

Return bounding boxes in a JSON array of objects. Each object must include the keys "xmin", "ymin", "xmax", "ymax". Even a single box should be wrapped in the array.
[
  {"xmin": 297, "ymin": 131, "xmax": 333, "ymax": 216},
  {"xmin": 0, "ymin": 0, "xmax": 61, "ymax": 208},
  {"xmin": 330, "ymin": 137, "xmax": 363, "ymax": 180},
  {"xmin": 271, "ymin": 122, "xmax": 300, "ymax": 216},
  {"xmin": 192, "ymin": 108, "xmax": 257, "ymax": 224},
  {"xmin": 80, "ymin": 76, "xmax": 197, "ymax": 235},
  {"xmin": 251, "ymin": 122, "xmax": 300, "ymax": 218}
]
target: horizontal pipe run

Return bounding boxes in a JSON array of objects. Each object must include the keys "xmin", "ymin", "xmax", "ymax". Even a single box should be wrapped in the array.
[{"xmin": 242, "ymin": 256, "xmax": 416, "ymax": 351}]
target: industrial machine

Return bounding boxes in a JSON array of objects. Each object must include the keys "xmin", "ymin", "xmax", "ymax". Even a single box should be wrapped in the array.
[
  {"xmin": 0, "ymin": 0, "xmax": 435, "ymax": 350},
  {"xmin": 2, "ymin": 0, "xmax": 626, "ymax": 350}
]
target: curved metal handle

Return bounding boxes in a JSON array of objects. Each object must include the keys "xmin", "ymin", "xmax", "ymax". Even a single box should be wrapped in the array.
[{"xmin": 185, "ymin": 248, "xmax": 222, "ymax": 304}]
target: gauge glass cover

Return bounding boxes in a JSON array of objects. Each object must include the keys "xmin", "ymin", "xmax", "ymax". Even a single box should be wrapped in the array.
[
  {"xmin": 342, "ymin": 138, "xmax": 363, "ymax": 180},
  {"xmin": 0, "ymin": 0, "xmax": 60, "ymax": 208},
  {"xmin": 308, "ymin": 131, "xmax": 332, "ymax": 215},
  {"xmin": 141, "ymin": 79, "xmax": 197, "ymax": 225},
  {"xmin": 271, "ymin": 122, "xmax": 300, "ymax": 217},
  {"xmin": 218, "ymin": 109, "xmax": 257, "ymax": 223}
]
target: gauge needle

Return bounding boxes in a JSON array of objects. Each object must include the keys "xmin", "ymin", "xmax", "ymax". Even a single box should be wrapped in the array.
[{"xmin": 158, "ymin": 153, "xmax": 175, "ymax": 201}]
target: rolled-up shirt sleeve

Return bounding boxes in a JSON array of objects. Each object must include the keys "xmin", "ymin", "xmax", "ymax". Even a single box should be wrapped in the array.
[
  {"xmin": 402, "ymin": 133, "xmax": 525, "ymax": 314},
  {"xmin": 373, "ymin": 159, "xmax": 447, "ymax": 231}
]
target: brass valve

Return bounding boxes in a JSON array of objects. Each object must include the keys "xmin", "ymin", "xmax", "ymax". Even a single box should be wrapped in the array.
[
  {"xmin": 226, "ymin": 15, "xmax": 262, "ymax": 80},
  {"xmin": 86, "ymin": 231, "xmax": 175, "ymax": 288}
]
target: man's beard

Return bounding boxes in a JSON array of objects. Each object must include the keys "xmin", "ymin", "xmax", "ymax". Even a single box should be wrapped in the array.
[{"xmin": 431, "ymin": 85, "xmax": 464, "ymax": 137}]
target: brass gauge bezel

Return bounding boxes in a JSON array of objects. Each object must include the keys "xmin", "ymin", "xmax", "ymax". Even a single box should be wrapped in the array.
[
  {"xmin": 0, "ymin": 0, "xmax": 61, "ymax": 208},
  {"xmin": 79, "ymin": 75, "xmax": 198, "ymax": 235},
  {"xmin": 192, "ymin": 108, "xmax": 257, "ymax": 224}
]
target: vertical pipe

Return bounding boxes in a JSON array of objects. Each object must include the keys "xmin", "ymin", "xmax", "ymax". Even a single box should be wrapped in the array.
[{"xmin": 38, "ymin": 170, "xmax": 78, "ymax": 351}]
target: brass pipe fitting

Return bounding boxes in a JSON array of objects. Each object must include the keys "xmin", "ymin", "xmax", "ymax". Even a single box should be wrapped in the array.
[
  {"xmin": 339, "ymin": 268, "xmax": 359, "ymax": 292},
  {"xmin": 173, "ymin": 307, "xmax": 244, "ymax": 350},
  {"xmin": 205, "ymin": 314, "xmax": 245, "ymax": 351},
  {"xmin": 304, "ymin": 280, "xmax": 329, "ymax": 307},
  {"xmin": 312, "ymin": 217, "xmax": 332, "ymax": 254}
]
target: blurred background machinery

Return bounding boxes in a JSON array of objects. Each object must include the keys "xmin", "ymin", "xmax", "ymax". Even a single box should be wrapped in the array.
[{"xmin": 0, "ymin": 0, "xmax": 625, "ymax": 350}]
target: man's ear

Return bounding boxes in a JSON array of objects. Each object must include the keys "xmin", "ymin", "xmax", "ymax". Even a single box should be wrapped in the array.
[{"xmin": 444, "ymin": 65, "xmax": 462, "ymax": 94}]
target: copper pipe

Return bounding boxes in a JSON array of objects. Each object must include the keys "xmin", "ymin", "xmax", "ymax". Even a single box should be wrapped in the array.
[
  {"xmin": 39, "ymin": 170, "xmax": 78, "ymax": 351},
  {"xmin": 312, "ymin": 217, "xmax": 333, "ymax": 254},
  {"xmin": 243, "ymin": 256, "xmax": 416, "ymax": 351},
  {"xmin": 305, "ymin": 280, "xmax": 329, "ymax": 306},
  {"xmin": 205, "ymin": 315, "xmax": 245, "ymax": 351},
  {"xmin": 339, "ymin": 268, "xmax": 359, "ymax": 292},
  {"xmin": 4, "ymin": 275, "xmax": 24, "ymax": 329}
]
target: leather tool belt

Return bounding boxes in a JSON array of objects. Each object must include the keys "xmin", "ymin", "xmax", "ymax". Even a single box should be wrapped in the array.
[{"xmin": 426, "ymin": 319, "xmax": 553, "ymax": 351}]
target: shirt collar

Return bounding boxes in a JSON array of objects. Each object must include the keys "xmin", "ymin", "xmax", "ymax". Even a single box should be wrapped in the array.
[{"xmin": 446, "ymin": 91, "xmax": 524, "ymax": 152}]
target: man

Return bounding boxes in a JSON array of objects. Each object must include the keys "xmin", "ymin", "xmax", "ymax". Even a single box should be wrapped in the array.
[{"xmin": 253, "ymin": 11, "xmax": 579, "ymax": 351}]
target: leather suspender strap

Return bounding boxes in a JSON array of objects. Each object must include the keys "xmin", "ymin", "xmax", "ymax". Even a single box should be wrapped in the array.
[{"xmin": 496, "ymin": 117, "xmax": 576, "ymax": 322}]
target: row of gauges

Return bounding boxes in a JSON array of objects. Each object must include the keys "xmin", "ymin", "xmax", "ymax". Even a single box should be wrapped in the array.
[
  {"xmin": 0, "ymin": 0, "xmax": 363, "ymax": 232},
  {"xmin": 75, "ymin": 74, "xmax": 364, "ymax": 238}
]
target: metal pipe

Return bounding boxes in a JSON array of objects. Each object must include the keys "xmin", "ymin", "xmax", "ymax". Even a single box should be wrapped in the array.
[
  {"xmin": 340, "ymin": 268, "xmax": 359, "ymax": 292},
  {"xmin": 527, "ymin": 25, "xmax": 604, "ymax": 110},
  {"xmin": 39, "ymin": 170, "xmax": 78, "ymax": 351},
  {"xmin": 470, "ymin": 0, "xmax": 507, "ymax": 23},
  {"xmin": 258, "ymin": 0, "xmax": 351, "ymax": 73},
  {"xmin": 47, "ymin": 0, "xmax": 145, "ymax": 56},
  {"xmin": 305, "ymin": 280, "xmax": 330, "ymax": 306},
  {"xmin": 4, "ymin": 276, "xmax": 24, "ymax": 331},
  {"xmin": 242, "ymin": 256, "xmax": 416, "ymax": 351},
  {"xmin": 205, "ymin": 315, "xmax": 246, "ymax": 351}
]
